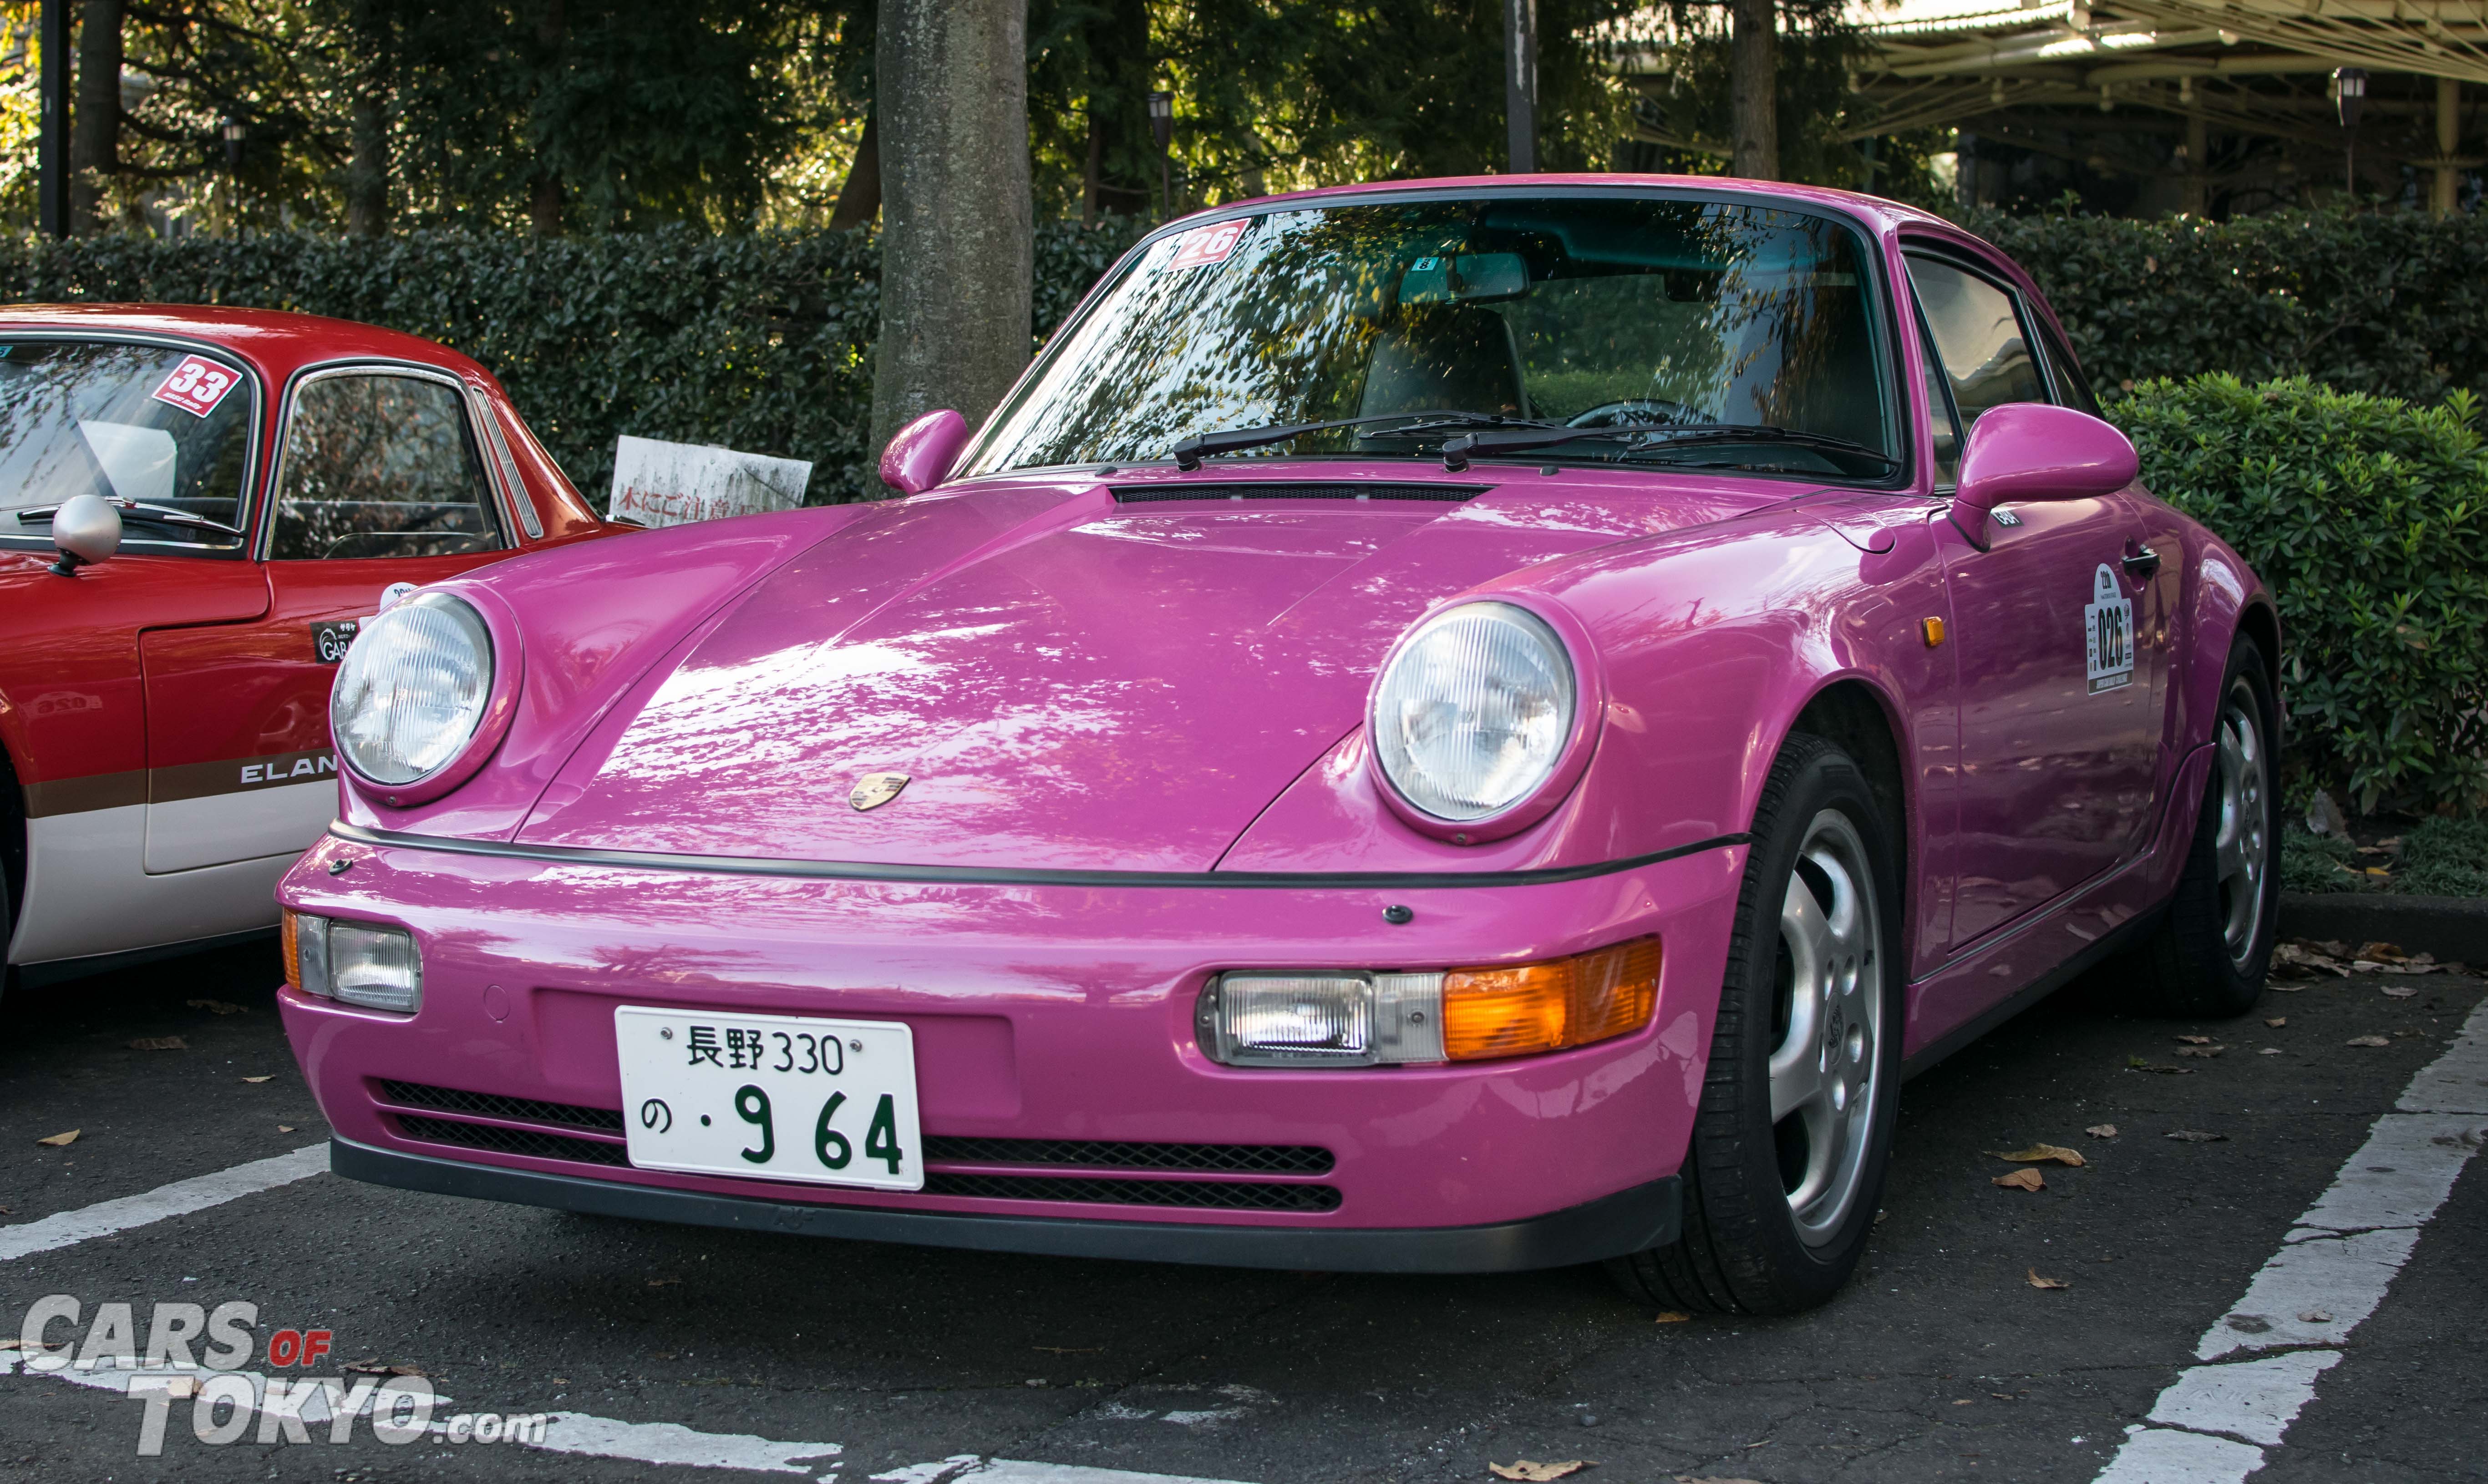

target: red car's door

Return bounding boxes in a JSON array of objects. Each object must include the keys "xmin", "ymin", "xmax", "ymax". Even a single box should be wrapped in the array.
[
  {"xmin": 139, "ymin": 365, "xmax": 537, "ymax": 873},
  {"xmin": 1909, "ymin": 252, "xmax": 2169, "ymax": 950}
]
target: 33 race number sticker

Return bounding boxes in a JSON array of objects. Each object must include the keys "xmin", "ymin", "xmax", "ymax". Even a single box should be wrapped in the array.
[
  {"xmin": 1165, "ymin": 221, "xmax": 1247, "ymax": 269},
  {"xmin": 2085, "ymin": 563, "xmax": 2135, "ymax": 694},
  {"xmin": 151, "ymin": 355, "xmax": 240, "ymax": 418}
]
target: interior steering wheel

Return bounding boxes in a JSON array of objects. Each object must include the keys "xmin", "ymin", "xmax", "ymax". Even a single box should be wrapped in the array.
[{"xmin": 1566, "ymin": 398, "xmax": 1711, "ymax": 429}]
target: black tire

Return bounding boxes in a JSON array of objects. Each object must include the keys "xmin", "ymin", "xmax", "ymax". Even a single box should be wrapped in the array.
[
  {"xmin": 2114, "ymin": 635, "xmax": 2280, "ymax": 1018},
  {"xmin": 1607, "ymin": 733, "xmax": 1904, "ymax": 1316}
]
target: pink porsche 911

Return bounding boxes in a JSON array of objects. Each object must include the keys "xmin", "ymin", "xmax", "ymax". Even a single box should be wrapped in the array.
[{"xmin": 275, "ymin": 177, "xmax": 2278, "ymax": 1314}]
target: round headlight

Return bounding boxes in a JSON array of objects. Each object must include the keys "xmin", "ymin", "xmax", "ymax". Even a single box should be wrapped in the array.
[
  {"xmin": 332, "ymin": 592, "xmax": 494, "ymax": 786},
  {"xmin": 1370, "ymin": 601, "xmax": 1577, "ymax": 821}
]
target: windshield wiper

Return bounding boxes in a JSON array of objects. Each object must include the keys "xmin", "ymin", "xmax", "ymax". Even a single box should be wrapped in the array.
[
  {"xmin": 1169, "ymin": 411, "xmax": 1561, "ymax": 471},
  {"xmin": 16, "ymin": 496, "xmax": 244, "ymax": 539},
  {"xmin": 1439, "ymin": 422, "xmax": 1902, "ymax": 473}
]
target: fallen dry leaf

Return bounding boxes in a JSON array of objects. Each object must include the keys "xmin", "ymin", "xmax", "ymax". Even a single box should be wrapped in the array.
[
  {"xmin": 1952, "ymin": 1398, "xmax": 1975, "ymax": 1405},
  {"xmin": 2176, "ymin": 1034, "xmax": 2215, "ymax": 1045},
  {"xmin": 2357, "ymin": 941, "xmax": 2407, "ymax": 962},
  {"xmin": 1490, "ymin": 1462, "xmax": 1589, "ymax": 1482},
  {"xmin": 1992, "ymin": 1168, "xmax": 2046, "ymax": 1191},
  {"xmin": 241, "ymin": 1075, "xmax": 273, "ymax": 1084},
  {"xmin": 1989, "ymin": 1144, "xmax": 2086, "ymax": 1166},
  {"xmin": 127, "ymin": 1036, "xmax": 188, "ymax": 1051},
  {"xmin": 36, "ymin": 1130, "xmax": 78, "ymax": 1147},
  {"xmin": 2175, "ymin": 1045, "xmax": 2226, "ymax": 1058},
  {"xmin": 2265, "ymin": 1018, "xmax": 2288, "ymax": 1028},
  {"xmin": 1652, "ymin": 1311, "xmax": 1691, "ymax": 1324},
  {"xmin": 2382, "ymin": 985, "xmax": 2418, "ymax": 999},
  {"xmin": 343, "ymin": 1362, "xmax": 427, "ymax": 1378},
  {"xmin": 2346, "ymin": 1035, "xmax": 2392, "ymax": 1048},
  {"xmin": 2260, "ymin": 1048, "xmax": 2284, "ymax": 1056},
  {"xmin": 2085, "ymin": 1124, "xmax": 2119, "ymax": 1138},
  {"xmin": 2126, "ymin": 1058, "xmax": 2196, "ymax": 1075},
  {"xmin": 2027, "ymin": 1268, "xmax": 2070, "ymax": 1290},
  {"xmin": 276, "ymin": 1125, "xmax": 295, "ymax": 1134},
  {"xmin": 185, "ymin": 998, "xmax": 247, "ymax": 1015},
  {"xmin": 2165, "ymin": 1129, "xmax": 2228, "ymax": 1143},
  {"xmin": 2299, "ymin": 1310, "xmax": 2333, "ymax": 1323}
]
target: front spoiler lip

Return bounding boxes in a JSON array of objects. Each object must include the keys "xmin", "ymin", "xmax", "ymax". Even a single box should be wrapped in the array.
[
  {"xmin": 324, "ymin": 821, "xmax": 1751, "ymax": 891},
  {"xmin": 329, "ymin": 1136, "xmax": 1682, "ymax": 1274}
]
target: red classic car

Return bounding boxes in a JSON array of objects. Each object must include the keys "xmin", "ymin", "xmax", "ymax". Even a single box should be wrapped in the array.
[{"xmin": 1, "ymin": 305, "xmax": 617, "ymax": 987}]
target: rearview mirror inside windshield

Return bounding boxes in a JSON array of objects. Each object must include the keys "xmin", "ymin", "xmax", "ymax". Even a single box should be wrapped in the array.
[{"xmin": 1400, "ymin": 253, "xmax": 1528, "ymax": 306}]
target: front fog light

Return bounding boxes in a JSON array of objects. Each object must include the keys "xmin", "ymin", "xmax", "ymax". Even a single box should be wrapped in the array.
[
  {"xmin": 285, "ymin": 912, "xmax": 421, "ymax": 1014},
  {"xmin": 1200, "ymin": 937, "xmax": 1660, "ymax": 1068},
  {"xmin": 1199, "ymin": 972, "xmax": 1444, "ymax": 1067}
]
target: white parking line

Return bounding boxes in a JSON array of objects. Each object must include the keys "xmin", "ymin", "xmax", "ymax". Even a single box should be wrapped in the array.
[
  {"xmin": 2092, "ymin": 1000, "xmax": 2488, "ymax": 1483},
  {"xmin": 0, "ymin": 1144, "xmax": 329, "ymax": 1263},
  {"xmin": 4, "ymin": 1355, "xmax": 1254, "ymax": 1482}
]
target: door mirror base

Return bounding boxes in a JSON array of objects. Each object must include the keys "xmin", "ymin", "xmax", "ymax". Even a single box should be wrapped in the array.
[
  {"xmin": 878, "ymin": 410, "xmax": 972, "ymax": 496},
  {"xmin": 48, "ymin": 493, "xmax": 124, "ymax": 576}
]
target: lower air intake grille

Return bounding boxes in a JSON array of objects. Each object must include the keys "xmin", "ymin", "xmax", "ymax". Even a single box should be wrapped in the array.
[
  {"xmin": 1111, "ymin": 482, "xmax": 1485, "ymax": 504},
  {"xmin": 923, "ymin": 1172, "xmax": 1341, "ymax": 1212},
  {"xmin": 924, "ymin": 1135, "xmax": 1332, "ymax": 1175},
  {"xmin": 379, "ymin": 1080, "xmax": 625, "ymax": 1132},
  {"xmin": 396, "ymin": 1114, "xmax": 630, "ymax": 1166}
]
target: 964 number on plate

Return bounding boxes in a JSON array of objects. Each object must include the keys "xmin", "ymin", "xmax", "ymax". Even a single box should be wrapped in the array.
[{"xmin": 613, "ymin": 1007, "xmax": 924, "ymax": 1191}]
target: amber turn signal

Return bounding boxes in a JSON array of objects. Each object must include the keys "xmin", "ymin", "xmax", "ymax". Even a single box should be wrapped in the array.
[
  {"xmin": 1441, "ymin": 936, "xmax": 1661, "ymax": 1062},
  {"xmin": 280, "ymin": 908, "xmax": 302, "ymax": 989}
]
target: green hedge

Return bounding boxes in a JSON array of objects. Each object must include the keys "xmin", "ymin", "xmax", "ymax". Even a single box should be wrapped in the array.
[
  {"xmin": 2111, "ymin": 375, "xmax": 2488, "ymax": 816},
  {"xmin": 1967, "ymin": 207, "xmax": 2488, "ymax": 407},
  {"xmin": 0, "ymin": 220, "xmax": 1150, "ymax": 506},
  {"xmin": 5, "ymin": 207, "xmax": 2485, "ymax": 503}
]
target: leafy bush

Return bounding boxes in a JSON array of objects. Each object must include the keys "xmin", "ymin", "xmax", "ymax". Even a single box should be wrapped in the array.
[
  {"xmin": 2281, "ymin": 826, "xmax": 2369, "ymax": 895},
  {"xmin": 2395, "ymin": 816, "xmax": 2488, "ymax": 896},
  {"xmin": 0, "ymin": 219, "xmax": 1152, "ymax": 506},
  {"xmin": 2111, "ymin": 375, "xmax": 2488, "ymax": 816},
  {"xmin": 1965, "ymin": 206, "xmax": 2488, "ymax": 407}
]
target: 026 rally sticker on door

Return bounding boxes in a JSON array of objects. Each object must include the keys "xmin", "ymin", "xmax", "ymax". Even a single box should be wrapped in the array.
[
  {"xmin": 2086, "ymin": 563, "xmax": 2134, "ymax": 694},
  {"xmin": 151, "ymin": 355, "xmax": 240, "ymax": 417}
]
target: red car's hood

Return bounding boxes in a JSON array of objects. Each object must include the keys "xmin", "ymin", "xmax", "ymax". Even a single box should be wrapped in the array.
[{"xmin": 514, "ymin": 475, "xmax": 1764, "ymax": 871}]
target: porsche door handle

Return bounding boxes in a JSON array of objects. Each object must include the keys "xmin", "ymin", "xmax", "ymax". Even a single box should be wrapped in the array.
[{"xmin": 2121, "ymin": 546, "xmax": 2161, "ymax": 581}]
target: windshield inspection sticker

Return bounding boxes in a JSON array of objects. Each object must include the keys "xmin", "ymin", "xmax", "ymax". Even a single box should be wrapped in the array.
[
  {"xmin": 150, "ymin": 355, "xmax": 239, "ymax": 418},
  {"xmin": 2086, "ymin": 563, "xmax": 2135, "ymax": 694},
  {"xmin": 1166, "ymin": 221, "xmax": 1246, "ymax": 269}
]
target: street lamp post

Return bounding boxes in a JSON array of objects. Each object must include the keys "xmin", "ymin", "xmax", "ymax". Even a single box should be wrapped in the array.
[
  {"xmin": 2332, "ymin": 66, "xmax": 2367, "ymax": 198},
  {"xmin": 1147, "ymin": 90, "xmax": 1173, "ymax": 218},
  {"xmin": 223, "ymin": 116, "xmax": 246, "ymax": 173},
  {"xmin": 39, "ymin": 0, "xmax": 69, "ymax": 238}
]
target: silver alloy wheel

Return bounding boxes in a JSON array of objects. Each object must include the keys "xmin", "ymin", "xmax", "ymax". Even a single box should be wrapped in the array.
[
  {"xmin": 2214, "ymin": 679, "xmax": 2271, "ymax": 966},
  {"xmin": 1767, "ymin": 809, "xmax": 1885, "ymax": 1248}
]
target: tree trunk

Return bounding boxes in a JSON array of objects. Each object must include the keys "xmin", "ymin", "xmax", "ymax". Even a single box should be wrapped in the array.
[
  {"xmin": 70, "ymin": 0, "xmax": 123, "ymax": 234},
  {"xmin": 828, "ymin": 111, "xmax": 880, "ymax": 230},
  {"xmin": 345, "ymin": 0, "xmax": 391, "ymax": 237},
  {"xmin": 1729, "ymin": 0, "xmax": 1777, "ymax": 182},
  {"xmin": 529, "ymin": 0, "xmax": 564, "ymax": 234},
  {"xmin": 868, "ymin": 0, "xmax": 1031, "ymax": 486}
]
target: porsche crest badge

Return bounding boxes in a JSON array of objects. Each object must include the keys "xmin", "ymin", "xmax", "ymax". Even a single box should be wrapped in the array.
[{"xmin": 849, "ymin": 772, "xmax": 910, "ymax": 811}]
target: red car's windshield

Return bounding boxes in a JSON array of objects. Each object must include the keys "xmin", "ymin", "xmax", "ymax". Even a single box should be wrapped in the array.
[
  {"xmin": 0, "ymin": 339, "xmax": 255, "ymax": 550},
  {"xmin": 964, "ymin": 194, "xmax": 1899, "ymax": 481}
]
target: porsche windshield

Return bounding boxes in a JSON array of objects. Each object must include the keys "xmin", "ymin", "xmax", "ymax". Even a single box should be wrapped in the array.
[{"xmin": 963, "ymin": 194, "xmax": 1898, "ymax": 479}]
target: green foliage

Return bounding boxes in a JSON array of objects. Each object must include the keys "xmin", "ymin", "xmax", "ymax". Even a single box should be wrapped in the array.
[
  {"xmin": 1965, "ymin": 206, "xmax": 2488, "ymax": 406},
  {"xmin": 2395, "ymin": 817, "xmax": 2488, "ymax": 897},
  {"xmin": 0, "ymin": 218, "xmax": 1151, "ymax": 506},
  {"xmin": 2110, "ymin": 375, "xmax": 2488, "ymax": 816},
  {"xmin": 2280, "ymin": 826, "xmax": 2368, "ymax": 895}
]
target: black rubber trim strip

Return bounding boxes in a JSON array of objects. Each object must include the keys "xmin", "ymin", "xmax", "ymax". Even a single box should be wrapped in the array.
[
  {"xmin": 330, "ymin": 1137, "xmax": 1681, "ymax": 1274},
  {"xmin": 326, "ymin": 821, "xmax": 1751, "ymax": 891}
]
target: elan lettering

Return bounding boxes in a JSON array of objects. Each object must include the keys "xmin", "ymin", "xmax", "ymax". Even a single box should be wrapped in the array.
[{"xmin": 240, "ymin": 755, "xmax": 339, "ymax": 786}]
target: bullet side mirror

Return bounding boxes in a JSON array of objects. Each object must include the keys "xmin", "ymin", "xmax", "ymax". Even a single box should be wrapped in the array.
[
  {"xmin": 878, "ymin": 410, "xmax": 971, "ymax": 496},
  {"xmin": 49, "ymin": 493, "xmax": 123, "ymax": 577},
  {"xmin": 1949, "ymin": 403, "xmax": 2138, "ymax": 551}
]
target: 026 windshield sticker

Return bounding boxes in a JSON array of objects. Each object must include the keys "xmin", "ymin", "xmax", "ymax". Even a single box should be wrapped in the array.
[
  {"xmin": 150, "ymin": 355, "xmax": 240, "ymax": 418},
  {"xmin": 2086, "ymin": 563, "xmax": 2135, "ymax": 694},
  {"xmin": 1164, "ymin": 221, "xmax": 1247, "ymax": 269}
]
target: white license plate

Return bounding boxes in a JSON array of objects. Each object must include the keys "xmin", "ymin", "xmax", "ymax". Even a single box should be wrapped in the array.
[{"xmin": 614, "ymin": 1007, "xmax": 924, "ymax": 1191}]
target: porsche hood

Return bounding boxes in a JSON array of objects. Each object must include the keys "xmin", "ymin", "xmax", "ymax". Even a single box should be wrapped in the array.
[{"xmin": 507, "ymin": 477, "xmax": 1749, "ymax": 871}]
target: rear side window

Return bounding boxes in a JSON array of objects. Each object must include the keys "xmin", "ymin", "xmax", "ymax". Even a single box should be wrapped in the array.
[
  {"xmin": 0, "ymin": 339, "xmax": 253, "ymax": 551},
  {"xmin": 2034, "ymin": 316, "xmax": 2102, "ymax": 416},
  {"xmin": 1906, "ymin": 255, "xmax": 2046, "ymax": 429},
  {"xmin": 269, "ymin": 372, "xmax": 506, "ymax": 561}
]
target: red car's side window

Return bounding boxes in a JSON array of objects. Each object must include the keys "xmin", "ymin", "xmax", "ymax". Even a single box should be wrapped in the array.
[{"xmin": 268, "ymin": 371, "xmax": 509, "ymax": 561}]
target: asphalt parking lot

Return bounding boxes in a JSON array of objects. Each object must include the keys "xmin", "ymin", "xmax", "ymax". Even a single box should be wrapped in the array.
[{"xmin": 2, "ymin": 939, "xmax": 2482, "ymax": 1484}]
